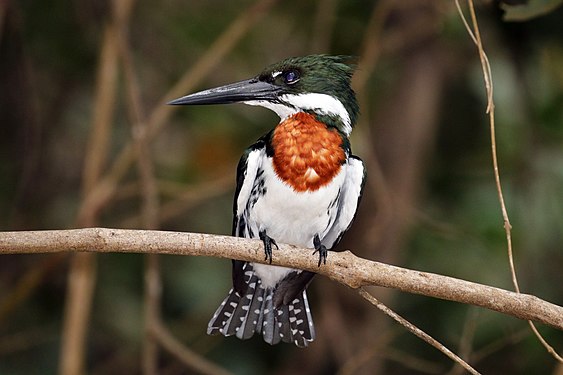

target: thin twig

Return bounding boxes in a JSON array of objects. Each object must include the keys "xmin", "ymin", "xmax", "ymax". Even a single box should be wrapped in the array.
[
  {"xmin": 381, "ymin": 347, "xmax": 444, "ymax": 374},
  {"xmin": 448, "ymin": 309, "xmax": 479, "ymax": 375},
  {"xmin": 117, "ymin": 9, "xmax": 163, "ymax": 374},
  {"xmin": 338, "ymin": 335, "xmax": 444, "ymax": 375},
  {"xmin": 157, "ymin": 174, "xmax": 233, "ymax": 222},
  {"xmin": 59, "ymin": 252, "xmax": 98, "ymax": 375},
  {"xmin": 358, "ymin": 288, "xmax": 481, "ymax": 375},
  {"xmin": 59, "ymin": 4, "xmax": 126, "ymax": 372},
  {"xmin": 336, "ymin": 330, "xmax": 399, "ymax": 375},
  {"xmin": 58, "ymin": 1, "xmax": 277, "ymax": 372},
  {"xmin": 353, "ymin": 0, "xmax": 394, "ymax": 92},
  {"xmin": 472, "ymin": 328, "xmax": 529, "ymax": 363},
  {"xmin": 118, "ymin": 15, "xmax": 159, "ymax": 231},
  {"xmin": 151, "ymin": 320, "xmax": 232, "ymax": 375},
  {"xmin": 0, "ymin": 254, "xmax": 65, "ymax": 324},
  {"xmin": 78, "ymin": 0, "xmax": 279, "ymax": 224},
  {"xmin": 143, "ymin": 254, "xmax": 162, "ymax": 375},
  {"xmin": 116, "ymin": 3, "xmax": 282, "ymax": 371},
  {"xmin": 351, "ymin": 0, "xmax": 396, "ymax": 247},
  {"xmin": 456, "ymin": 0, "xmax": 563, "ymax": 363}
]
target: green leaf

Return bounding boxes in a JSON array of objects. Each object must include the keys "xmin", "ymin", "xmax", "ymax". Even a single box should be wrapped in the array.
[{"xmin": 501, "ymin": 0, "xmax": 563, "ymax": 21}]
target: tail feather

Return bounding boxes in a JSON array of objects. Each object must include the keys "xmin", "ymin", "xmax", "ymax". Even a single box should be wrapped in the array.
[
  {"xmin": 276, "ymin": 304, "xmax": 292, "ymax": 344},
  {"xmin": 207, "ymin": 266, "xmax": 315, "ymax": 347},
  {"xmin": 261, "ymin": 291, "xmax": 281, "ymax": 345},
  {"xmin": 208, "ymin": 266, "xmax": 253, "ymax": 337},
  {"xmin": 236, "ymin": 275, "xmax": 264, "ymax": 339},
  {"xmin": 207, "ymin": 288, "xmax": 238, "ymax": 335},
  {"xmin": 289, "ymin": 291, "xmax": 315, "ymax": 347}
]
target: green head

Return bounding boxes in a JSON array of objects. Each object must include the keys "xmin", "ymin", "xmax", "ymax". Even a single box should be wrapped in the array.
[{"xmin": 169, "ymin": 54, "xmax": 359, "ymax": 136}]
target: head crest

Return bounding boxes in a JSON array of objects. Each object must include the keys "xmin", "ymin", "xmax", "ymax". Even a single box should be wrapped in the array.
[{"xmin": 259, "ymin": 55, "xmax": 359, "ymax": 134}]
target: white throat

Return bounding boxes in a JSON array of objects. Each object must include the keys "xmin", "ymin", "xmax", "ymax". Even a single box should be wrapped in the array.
[{"xmin": 244, "ymin": 92, "xmax": 352, "ymax": 135}]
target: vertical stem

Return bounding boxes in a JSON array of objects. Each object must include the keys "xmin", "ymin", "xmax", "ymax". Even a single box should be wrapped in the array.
[
  {"xmin": 78, "ymin": 0, "xmax": 280, "ymax": 229},
  {"xmin": 59, "ymin": 21, "xmax": 119, "ymax": 375},
  {"xmin": 456, "ymin": 0, "xmax": 563, "ymax": 362},
  {"xmin": 117, "ymin": 8, "xmax": 161, "ymax": 372},
  {"xmin": 59, "ymin": 253, "xmax": 98, "ymax": 375},
  {"xmin": 143, "ymin": 255, "xmax": 161, "ymax": 374},
  {"xmin": 59, "ymin": 0, "xmax": 136, "ymax": 373},
  {"xmin": 58, "ymin": 1, "xmax": 278, "ymax": 372}
]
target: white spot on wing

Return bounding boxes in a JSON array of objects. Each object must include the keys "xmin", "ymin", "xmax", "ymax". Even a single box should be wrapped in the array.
[{"xmin": 235, "ymin": 149, "xmax": 263, "ymax": 220}]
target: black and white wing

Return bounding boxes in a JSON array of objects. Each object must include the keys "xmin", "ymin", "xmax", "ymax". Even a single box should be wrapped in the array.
[
  {"xmin": 230, "ymin": 138, "xmax": 266, "ymax": 294},
  {"xmin": 211, "ymin": 137, "xmax": 316, "ymax": 346},
  {"xmin": 322, "ymin": 155, "xmax": 366, "ymax": 249}
]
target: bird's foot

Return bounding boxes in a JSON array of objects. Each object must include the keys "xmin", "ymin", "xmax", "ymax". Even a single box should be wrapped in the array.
[
  {"xmin": 313, "ymin": 235, "xmax": 328, "ymax": 267},
  {"xmin": 259, "ymin": 230, "xmax": 278, "ymax": 264}
]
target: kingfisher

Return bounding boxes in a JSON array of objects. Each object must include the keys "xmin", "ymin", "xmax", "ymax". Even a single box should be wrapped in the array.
[{"xmin": 169, "ymin": 55, "xmax": 365, "ymax": 347}]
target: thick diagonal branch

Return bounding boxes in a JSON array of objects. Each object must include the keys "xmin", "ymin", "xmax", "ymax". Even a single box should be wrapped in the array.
[{"xmin": 1, "ymin": 228, "xmax": 562, "ymax": 331}]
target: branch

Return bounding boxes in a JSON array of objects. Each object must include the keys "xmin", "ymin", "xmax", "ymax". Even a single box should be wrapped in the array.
[
  {"xmin": 358, "ymin": 288, "xmax": 479, "ymax": 375},
  {"xmin": 1, "ymin": 228, "xmax": 562, "ymax": 331}
]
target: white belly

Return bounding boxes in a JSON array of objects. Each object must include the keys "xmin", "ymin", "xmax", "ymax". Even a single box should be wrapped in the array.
[
  {"xmin": 244, "ymin": 157, "xmax": 347, "ymax": 288},
  {"xmin": 249, "ymin": 159, "xmax": 345, "ymax": 249}
]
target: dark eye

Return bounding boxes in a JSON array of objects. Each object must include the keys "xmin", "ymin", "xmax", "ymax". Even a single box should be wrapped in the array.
[{"xmin": 283, "ymin": 69, "xmax": 300, "ymax": 84}]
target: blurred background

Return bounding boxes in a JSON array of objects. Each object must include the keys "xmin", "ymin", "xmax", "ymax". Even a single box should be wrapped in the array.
[{"xmin": 1, "ymin": 0, "xmax": 562, "ymax": 374}]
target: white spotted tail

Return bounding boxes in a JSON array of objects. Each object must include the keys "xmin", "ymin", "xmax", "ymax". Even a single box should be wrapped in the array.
[{"xmin": 207, "ymin": 263, "xmax": 315, "ymax": 347}]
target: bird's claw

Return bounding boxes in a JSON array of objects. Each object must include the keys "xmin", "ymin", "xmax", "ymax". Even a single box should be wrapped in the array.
[
  {"xmin": 313, "ymin": 235, "xmax": 328, "ymax": 267},
  {"xmin": 259, "ymin": 230, "xmax": 278, "ymax": 264}
]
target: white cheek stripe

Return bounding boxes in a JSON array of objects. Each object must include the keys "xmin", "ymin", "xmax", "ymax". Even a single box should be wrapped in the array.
[
  {"xmin": 244, "ymin": 92, "xmax": 352, "ymax": 136},
  {"xmin": 244, "ymin": 100, "xmax": 297, "ymax": 121},
  {"xmin": 280, "ymin": 93, "xmax": 351, "ymax": 134}
]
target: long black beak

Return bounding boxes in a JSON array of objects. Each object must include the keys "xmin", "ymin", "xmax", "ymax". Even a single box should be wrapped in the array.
[{"xmin": 167, "ymin": 78, "xmax": 282, "ymax": 106}]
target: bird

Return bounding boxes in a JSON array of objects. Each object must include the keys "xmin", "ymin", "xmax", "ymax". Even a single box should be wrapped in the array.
[{"xmin": 168, "ymin": 55, "xmax": 365, "ymax": 347}]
